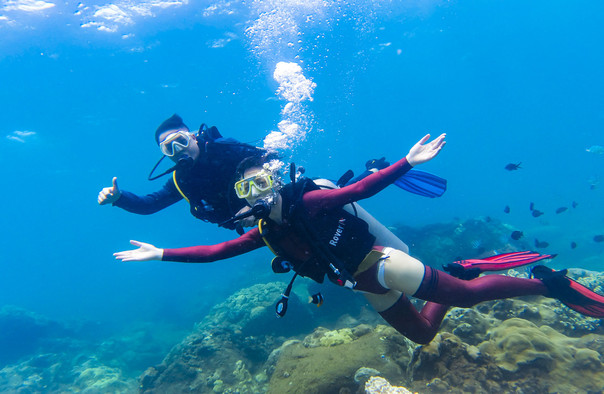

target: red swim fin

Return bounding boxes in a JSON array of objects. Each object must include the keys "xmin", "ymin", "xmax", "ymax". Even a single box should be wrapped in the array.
[
  {"xmin": 531, "ymin": 265, "xmax": 604, "ymax": 318},
  {"xmin": 443, "ymin": 251, "xmax": 555, "ymax": 280}
]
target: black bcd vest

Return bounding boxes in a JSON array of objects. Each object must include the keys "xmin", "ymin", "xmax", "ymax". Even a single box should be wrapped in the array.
[
  {"xmin": 173, "ymin": 127, "xmax": 266, "ymax": 228},
  {"xmin": 259, "ymin": 178, "xmax": 376, "ymax": 284}
]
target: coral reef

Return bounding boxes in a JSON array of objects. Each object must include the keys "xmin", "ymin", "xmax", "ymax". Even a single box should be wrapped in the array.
[
  {"xmin": 0, "ymin": 306, "xmax": 74, "ymax": 367},
  {"xmin": 409, "ymin": 319, "xmax": 604, "ymax": 393},
  {"xmin": 136, "ymin": 264, "xmax": 604, "ymax": 393},
  {"xmin": 0, "ymin": 307, "xmax": 177, "ymax": 392},
  {"xmin": 267, "ymin": 325, "xmax": 412, "ymax": 393},
  {"xmin": 365, "ymin": 376, "xmax": 416, "ymax": 394},
  {"xmin": 0, "ymin": 306, "xmax": 137, "ymax": 392},
  {"xmin": 139, "ymin": 282, "xmax": 306, "ymax": 393},
  {"xmin": 0, "ymin": 353, "xmax": 136, "ymax": 393},
  {"xmin": 138, "ymin": 279, "xmax": 386, "ymax": 393}
]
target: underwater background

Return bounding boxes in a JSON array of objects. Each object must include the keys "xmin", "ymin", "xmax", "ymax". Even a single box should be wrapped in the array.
[{"xmin": 1, "ymin": 0, "xmax": 603, "ymax": 392}]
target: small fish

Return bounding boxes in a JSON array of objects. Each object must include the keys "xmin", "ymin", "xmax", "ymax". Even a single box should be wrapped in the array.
[
  {"xmin": 586, "ymin": 145, "xmax": 604, "ymax": 154},
  {"xmin": 570, "ymin": 241, "xmax": 577, "ymax": 249},
  {"xmin": 535, "ymin": 239, "xmax": 549, "ymax": 248},
  {"xmin": 572, "ymin": 201, "xmax": 578, "ymax": 208},
  {"xmin": 594, "ymin": 235, "xmax": 604, "ymax": 243},
  {"xmin": 309, "ymin": 292, "xmax": 324, "ymax": 306},
  {"xmin": 529, "ymin": 202, "xmax": 535, "ymax": 211},
  {"xmin": 588, "ymin": 177, "xmax": 599, "ymax": 189},
  {"xmin": 511, "ymin": 231, "xmax": 523, "ymax": 240},
  {"xmin": 531, "ymin": 209, "xmax": 544, "ymax": 217},
  {"xmin": 555, "ymin": 207, "xmax": 568, "ymax": 214},
  {"xmin": 505, "ymin": 162, "xmax": 522, "ymax": 171},
  {"xmin": 504, "ymin": 205, "xmax": 510, "ymax": 214}
]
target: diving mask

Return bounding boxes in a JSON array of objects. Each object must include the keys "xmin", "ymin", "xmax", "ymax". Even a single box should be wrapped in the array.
[
  {"xmin": 159, "ymin": 130, "xmax": 192, "ymax": 157},
  {"xmin": 234, "ymin": 171, "xmax": 275, "ymax": 199}
]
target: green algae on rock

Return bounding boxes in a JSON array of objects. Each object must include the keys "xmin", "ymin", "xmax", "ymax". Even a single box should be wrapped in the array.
[
  {"xmin": 268, "ymin": 325, "xmax": 413, "ymax": 394},
  {"xmin": 409, "ymin": 319, "xmax": 604, "ymax": 393}
]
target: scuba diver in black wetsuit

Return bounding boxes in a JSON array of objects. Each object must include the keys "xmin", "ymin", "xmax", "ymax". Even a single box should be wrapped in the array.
[{"xmin": 97, "ymin": 114, "xmax": 267, "ymax": 233}]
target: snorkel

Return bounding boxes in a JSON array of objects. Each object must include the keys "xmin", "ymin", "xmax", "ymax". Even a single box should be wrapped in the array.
[{"xmin": 148, "ymin": 153, "xmax": 195, "ymax": 181}]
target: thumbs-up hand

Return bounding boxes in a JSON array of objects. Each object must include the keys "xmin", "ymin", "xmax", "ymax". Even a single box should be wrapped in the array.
[{"xmin": 98, "ymin": 177, "xmax": 122, "ymax": 205}]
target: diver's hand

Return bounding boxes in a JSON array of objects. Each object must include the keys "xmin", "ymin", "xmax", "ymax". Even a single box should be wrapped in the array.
[
  {"xmin": 235, "ymin": 206, "xmax": 257, "ymax": 228},
  {"xmin": 114, "ymin": 240, "xmax": 163, "ymax": 262},
  {"xmin": 406, "ymin": 133, "xmax": 446, "ymax": 166},
  {"xmin": 98, "ymin": 177, "xmax": 122, "ymax": 205}
]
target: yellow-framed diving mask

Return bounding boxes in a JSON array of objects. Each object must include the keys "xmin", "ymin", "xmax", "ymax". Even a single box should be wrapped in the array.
[{"xmin": 234, "ymin": 170, "xmax": 275, "ymax": 199}]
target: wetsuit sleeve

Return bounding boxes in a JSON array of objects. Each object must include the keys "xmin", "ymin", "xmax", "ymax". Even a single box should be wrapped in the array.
[
  {"xmin": 113, "ymin": 180, "xmax": 183, "ymax": 215},
  {"xmin": 162, "ymin": 227, "xmax": 265, "ymax": 263},
  {"xmin": 303, "ymin": 157, "xmax": 413, "ymax": 215}
]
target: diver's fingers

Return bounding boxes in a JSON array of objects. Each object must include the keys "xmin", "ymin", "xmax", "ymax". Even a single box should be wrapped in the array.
[
  {"xmin": 432, "ymin": 141, "xmax": 446, "ymax": 157},
  {"xmin": 121, "ymin": 255, "xmax": 139, "ymax": 262},
  {"xmin": 98, "ymin": 188, "xmax": 111, "ymax": 204},
  {"xmin": 112, "ymin": 177, "xmax": 119, "ymax": 191},
  {"xmin": 117, "ymin": 256, "xmax": 137, "ymax": 262},
  {"xmin": 432, "ymin": 133, "xmax": 447, "ymax": 150},
  {"xmin": 113, "ymin": 251, "xmax": 131, "ymax": 260},
  {"xmin": 130, "ymin": 240, "xmax": 143, "ymax": 247},
  {"xmin": 417, "ymin": 134, "xmax": 431, "ymax": 146},
  {"xmin": 425, "ymin": 134, "xmax": 445, "ymax": 153},
  {"xmin": 114, "ymin": 249, "xmax": 144, "ymax": 262}
]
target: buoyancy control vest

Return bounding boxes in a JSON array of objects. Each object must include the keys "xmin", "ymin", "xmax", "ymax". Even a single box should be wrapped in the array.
[
  {"xmin": 259, "ymin": 178, "xmax": 376, "ymax": 285},
  {"xmin": 173, "ymin": 125, "xmax": 266, "ymax": 229}
]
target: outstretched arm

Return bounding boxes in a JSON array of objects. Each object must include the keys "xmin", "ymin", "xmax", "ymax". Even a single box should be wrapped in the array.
[
  {"xmin": 304, "ymin": 133, "xmax": 446, "ymax": 214},
  {"xmin": 114, "ymin": 228, "xmax": 265, "ymax": 263},
  {"xmin": 110, "ymin": 180, "xmax": 183, "ymax": 215}
]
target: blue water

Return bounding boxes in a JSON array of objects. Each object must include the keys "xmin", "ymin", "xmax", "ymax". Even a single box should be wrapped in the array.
[{"xmin": 1, "ymin": 0, "xmax": 603, "ymax": 380}]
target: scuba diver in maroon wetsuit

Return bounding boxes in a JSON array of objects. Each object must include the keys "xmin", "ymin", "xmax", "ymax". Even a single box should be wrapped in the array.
[{"xmin": 114, "ymin": 133, "xmax": 604, "ymax": 344}]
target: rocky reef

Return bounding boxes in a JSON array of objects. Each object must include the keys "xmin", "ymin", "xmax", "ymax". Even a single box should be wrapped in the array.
[
  {"xmin": 138, "ymin": 281, "xmax": 381, "ymax": 393},
  {"xmin": 267, "ymin": 325, "xmax": 411, "ymax": 393},
  {"xmin": 365, "ymin": 377, "xmax": 415, "ymax": 394},
  {"xmin": 409, "ymin": 317, "xmax": 604, "ymax": 393},
  {"xmin": 0, "ymin": 307, "xmax": 177, "ymax": 393}
]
